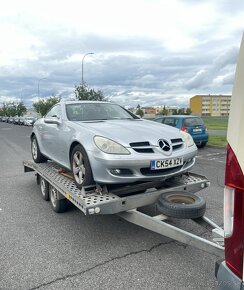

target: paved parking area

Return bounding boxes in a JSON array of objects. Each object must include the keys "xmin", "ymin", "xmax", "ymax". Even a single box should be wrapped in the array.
[{"xmin": 0, "ymin": 122, "xmax": 226, "ymax": 290}]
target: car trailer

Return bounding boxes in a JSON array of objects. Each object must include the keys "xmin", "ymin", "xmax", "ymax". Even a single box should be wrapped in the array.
[{"xmin": 23, "ymin": 160, "xmax": 224, "ymax": 258}]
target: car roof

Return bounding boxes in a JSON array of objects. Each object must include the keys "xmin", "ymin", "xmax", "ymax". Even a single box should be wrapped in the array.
[
  {"xmin": 155, "ymin": 115, "xmax": 202, "ymax": 119},
  {"xmin": 61, "ymin": 100, "xmax": 114, "ymax": 105}
]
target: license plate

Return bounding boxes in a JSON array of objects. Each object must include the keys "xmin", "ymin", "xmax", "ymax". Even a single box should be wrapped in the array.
[
  {"xmin": 193, "ymin": 128, "xmax": 202, "ymax": 132},
  {"xmin": 151, "ymin": 157, "xmax": 183, "ymax": 170}
]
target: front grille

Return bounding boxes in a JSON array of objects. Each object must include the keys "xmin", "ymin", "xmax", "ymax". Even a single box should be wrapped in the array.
[
  {"xmin": 130, "ymin": 138, "xmax": 184, "ymax": 154},
  {"xmin": 130, "ymin": 141, "xmax": 154, "ymax": 153},
  {"xmin": 171, "ymin": 138, "xmax": 184, "ymax": 150}
]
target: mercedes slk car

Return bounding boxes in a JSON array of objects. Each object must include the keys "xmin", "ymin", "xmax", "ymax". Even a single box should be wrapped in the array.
[{"xmin": 31, "ymin": 101, "xmax": 197, "ymax": 189}]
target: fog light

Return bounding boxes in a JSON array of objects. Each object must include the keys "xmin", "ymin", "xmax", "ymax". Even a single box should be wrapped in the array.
[{"xmin": 110, "ymin": 169, "xmax": 121, "ymax": 175}]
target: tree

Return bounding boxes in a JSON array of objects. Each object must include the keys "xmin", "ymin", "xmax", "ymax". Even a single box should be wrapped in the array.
[
  {"xmin": 136, "ymin": 108, "xmax": 144, "ymax": 117},
  {"xmin": 33, "ymin": 96, "xmax": 61, "ymax": 117},
  {"xmin": 159, "ymin": 105, "xmax": 168, "ymax": 116},
  {"xmin": 16, "ymin": 101, "xmax": 27, "ymax": 116},
  {"xmin": 185, "ymin": 107, "xmax": 192, "ymax": 115},
  {"xmin": 74, "ymin": 83, "xmax": 106, "ymax": 101},
  {"xmin": 5, "ymin": 103, "xmax": 17, "ymax": 117}
]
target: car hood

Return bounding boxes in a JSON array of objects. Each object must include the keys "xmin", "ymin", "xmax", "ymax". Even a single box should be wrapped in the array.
[{"xmin": 76, "ymin": 119, "xmax": 182, "ymax": 146}]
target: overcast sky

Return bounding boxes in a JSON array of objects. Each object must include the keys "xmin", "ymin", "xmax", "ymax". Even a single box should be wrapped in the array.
[{"xmin": 0, "ymin": 0, "xmax": 243, "ymax": 108}]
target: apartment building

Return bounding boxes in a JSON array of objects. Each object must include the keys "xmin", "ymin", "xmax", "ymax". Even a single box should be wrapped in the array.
[{"xmin": 190, "ymin": 95, "xmax": 231, "ymax": 116}]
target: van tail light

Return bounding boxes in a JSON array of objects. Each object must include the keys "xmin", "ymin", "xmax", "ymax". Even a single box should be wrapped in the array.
[
  {"xmin": 181, "ymin": 126, "xmax": 188, "ymax": 133},
  {"xmin": 224, "ymin": 144, "xmax": 244, "ymax": 279}
]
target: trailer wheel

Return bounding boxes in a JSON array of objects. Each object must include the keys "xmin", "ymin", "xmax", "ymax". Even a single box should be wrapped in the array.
[
  {"xmin": 71, "ymin": 144, "xmax": 93, "ymax": 189},
  {"xmin": 40, "ymin": 177, "xmax": 49, "ymax": 201},
  {"xmin": 157, "ymin": 192, "xmax": 206, "ymax": 219},
  {"xmin": 31, "ymin": 135, "xmax": 47, "ymax": 163},
  {"xmin": 50, "ymin": 186, "xmax": 67, "ymax": 213}
]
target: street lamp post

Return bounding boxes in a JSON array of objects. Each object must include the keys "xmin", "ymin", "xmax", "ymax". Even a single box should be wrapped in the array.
[
  {"xmin": 37, "ymin": 77, "xmax": 47, "ymax": 99},
  {"xmin": 81, "ymin": 52, "xmax": 94, "ymax": 87}
]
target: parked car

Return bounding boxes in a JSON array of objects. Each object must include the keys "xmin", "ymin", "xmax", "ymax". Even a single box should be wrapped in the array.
[
  {"xmin": 215, "ymin": 35, "xmax": 244, "ymax": 289},
  {"xmin": 13, "ymin": 116, "xmax": 20, "ymax": 124},
  {"xmin": 7, "ymin": 116, "xmax": 14, "ymax": 123},
  {"xmin": 18, "ymin": 117, "xmax": 25, "ymax": 125},
  {"xmin": 24, "ymin": 117, "xmax": 36, "ymax": 126},
  {"xmin": 31, "ymin": 101, "xmax": 198, "ymax": 189},
  {"xmin": 2, "ymin": 116, "xmax": 7, "ymax": 122},
  {"xmin": 153, "ymin": 115, "xmax": 208, "ymax": 147}
]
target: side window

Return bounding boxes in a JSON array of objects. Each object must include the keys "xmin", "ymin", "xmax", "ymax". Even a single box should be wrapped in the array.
[
  {"xmin": 46, "ymin": 105, "xmax": 61, "ymax": 118},
  {"xmin": 163, "ymin": 118, "xmax": 177, "ymax": 127},
  {"xmin": 154, "ymin": 118, "xmax": 164, "ymax": 123}
]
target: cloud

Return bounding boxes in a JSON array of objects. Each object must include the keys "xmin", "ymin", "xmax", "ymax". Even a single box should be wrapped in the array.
[{"xmin": 0, "ymin": 0, "xmax": 243, "ymax": 109}]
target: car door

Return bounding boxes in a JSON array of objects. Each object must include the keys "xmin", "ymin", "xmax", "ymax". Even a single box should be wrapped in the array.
[
  {"xmin": 42, "ymin": 104, "xmax": 63, "ymax": 161},
  {"xmin": 183, "ymin": 117, "xmax": 206, "ymax": 136}
]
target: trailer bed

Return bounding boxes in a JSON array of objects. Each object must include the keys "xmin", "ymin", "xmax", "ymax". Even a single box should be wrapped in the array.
[{"xmin": 23, "ymin": 160, "xmax": 210, "ymax": 215}]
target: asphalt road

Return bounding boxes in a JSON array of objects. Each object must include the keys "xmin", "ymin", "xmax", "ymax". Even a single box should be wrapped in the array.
[{"xmin": 0, "ymin": 122, "xmax": 226, "ymax": 290}]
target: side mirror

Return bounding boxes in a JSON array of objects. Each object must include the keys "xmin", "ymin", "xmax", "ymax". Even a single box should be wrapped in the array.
[{"xmin": 44, "ymin": 117, "xmax": 61, "ymax": 125}]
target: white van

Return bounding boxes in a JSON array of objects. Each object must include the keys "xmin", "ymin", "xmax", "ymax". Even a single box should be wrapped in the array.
[{"xmin": 215, "ymin": 34, "xmax": 244, "ymax": 288}]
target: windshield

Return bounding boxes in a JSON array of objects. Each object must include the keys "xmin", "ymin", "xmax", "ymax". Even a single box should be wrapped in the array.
[
  {"xmin": 66, "ymin": 103, "xmax": 136, "ymax": 121},
  {"xmin": 183, "ymin": 117, "xmax": 204, "ymax": 126}
]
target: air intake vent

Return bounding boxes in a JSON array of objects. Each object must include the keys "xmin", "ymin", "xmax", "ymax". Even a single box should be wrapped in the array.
[
  {"xmin": 171, "ymin": 138, "xmax": 184, "ymax": 150},
  {"xmin": 130, "ymin": 141, "xmax": 154, "ymax": 153}
]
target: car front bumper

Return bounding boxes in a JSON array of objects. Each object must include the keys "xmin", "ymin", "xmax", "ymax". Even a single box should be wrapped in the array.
[
  {"xmin": 87, "ymin": 146, "xmax": 197, "ymax": 184},
  {"xmin": 215, "ymin": 261, "xmax": 244, "ymax": 290}
]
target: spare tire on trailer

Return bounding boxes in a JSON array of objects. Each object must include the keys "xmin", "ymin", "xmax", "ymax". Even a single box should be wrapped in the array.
[{"xmin": 157, "ymin": 191, "xmax": 206, "ymax": 219}]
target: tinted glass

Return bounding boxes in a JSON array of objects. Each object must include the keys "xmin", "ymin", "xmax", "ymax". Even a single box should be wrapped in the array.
[
  {"xmin": 46, "ymin": 105, "xmax": 61, "ymax": 118},
  {"xmin": 154, "ymin": 118, "xmax": 164, "ymax": 123},
  {"xmin": 183, "ymin": 117, "xmax": 204, "ymax": 126},
  {"xmin": 164, "ymin": 118, "xmax": 177, "ymax": 127},
  {"xmin": 66, "ymin": 103, "xmax": 135, "ymax": 121}
]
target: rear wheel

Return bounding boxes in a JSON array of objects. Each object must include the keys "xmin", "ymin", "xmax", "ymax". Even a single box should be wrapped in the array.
[
  {"xmin": 31, "ymin": 135, "xmax": 47, "ymax": 163},
  {"xmin": 40, "ymin": 177, "xmax": 49, "ymax": 201},
  {"xmin": 157, "ymin": 191, "xmax": 206, "ymax": 219},
  {"xmin": 50, "ymin": 186, "xmax": 67, "ymax": 213},
  {"xmin": 199, "ymin": 141, "xmax": 207, "ymax": 148},
  {"xmin": 71, "ymin": 145, "xmax": 94, "ymax": 189}
]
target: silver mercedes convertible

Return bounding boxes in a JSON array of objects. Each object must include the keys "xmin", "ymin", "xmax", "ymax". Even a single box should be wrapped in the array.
[{"xmin": 31, "ymin": 101, "xmax": 197, "ymax": 189}]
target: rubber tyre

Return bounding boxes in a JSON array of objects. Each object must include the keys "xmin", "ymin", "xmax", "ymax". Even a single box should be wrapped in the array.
[
  {"xmin": 31, "ymin": 135, "xmax": 47, "ymax": 163},
  {"xmin": 50, "ymin": 186, "xmax": 67, "ymax": 213},
  {"xmin": 199, "ymin": 142, "xmax": 207, "ymax": 148},
  {"xmin": 157, "ymin": 191, "xmax": 206, "ymax": 219},
  {"xmin": 71, "ymin": 145, "xmax": 93, "ymax": 189},
  {"xmin": 40, "ymin": 177, "xmax": 49, "ymax": 201}
]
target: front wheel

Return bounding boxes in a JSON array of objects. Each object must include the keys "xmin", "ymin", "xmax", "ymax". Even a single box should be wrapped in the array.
[
  {"xmin": 31, "ymin": 136, "xmax": 47, "ymax": 163},
  {"xmin": 71, "ymin": 145, "xmax": 94, "ymax": 189}
]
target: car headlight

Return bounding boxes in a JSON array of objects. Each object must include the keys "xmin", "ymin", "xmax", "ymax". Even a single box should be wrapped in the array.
[
  {"xmin": 94, "ymin": 136, "xmax": 130, "ymax": 154},
  {"xmin": 180, "ymin": 131, "xmax": 195, "ymax": 147}
]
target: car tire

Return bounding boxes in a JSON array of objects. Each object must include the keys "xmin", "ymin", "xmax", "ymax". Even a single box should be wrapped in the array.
[
  {"xmin": 157, "ymin": 191, "xmax": 206, "ymax": 219},
  {"xmin": 40, "ymin": 177, "xmax": 49, "ymax": 201},
  {"xmin": 199, "ymin": 142, "xmax": 207, "ymax": 148},
  {"xmin": 49, "ymin": 186, "xmax": 67, "ymax": 213},
  {"xmin": 71, "ymin": 144, "xmax": 94, "ymax": 189},
  {"xmin": 31, "ymin": 135, "xmax": 47, "ymax": 163}
]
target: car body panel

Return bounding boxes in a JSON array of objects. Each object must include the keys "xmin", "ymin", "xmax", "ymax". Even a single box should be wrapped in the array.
[{"xmin": 32, "ymin": 101, "xmax": 198, "ymax": 184}]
